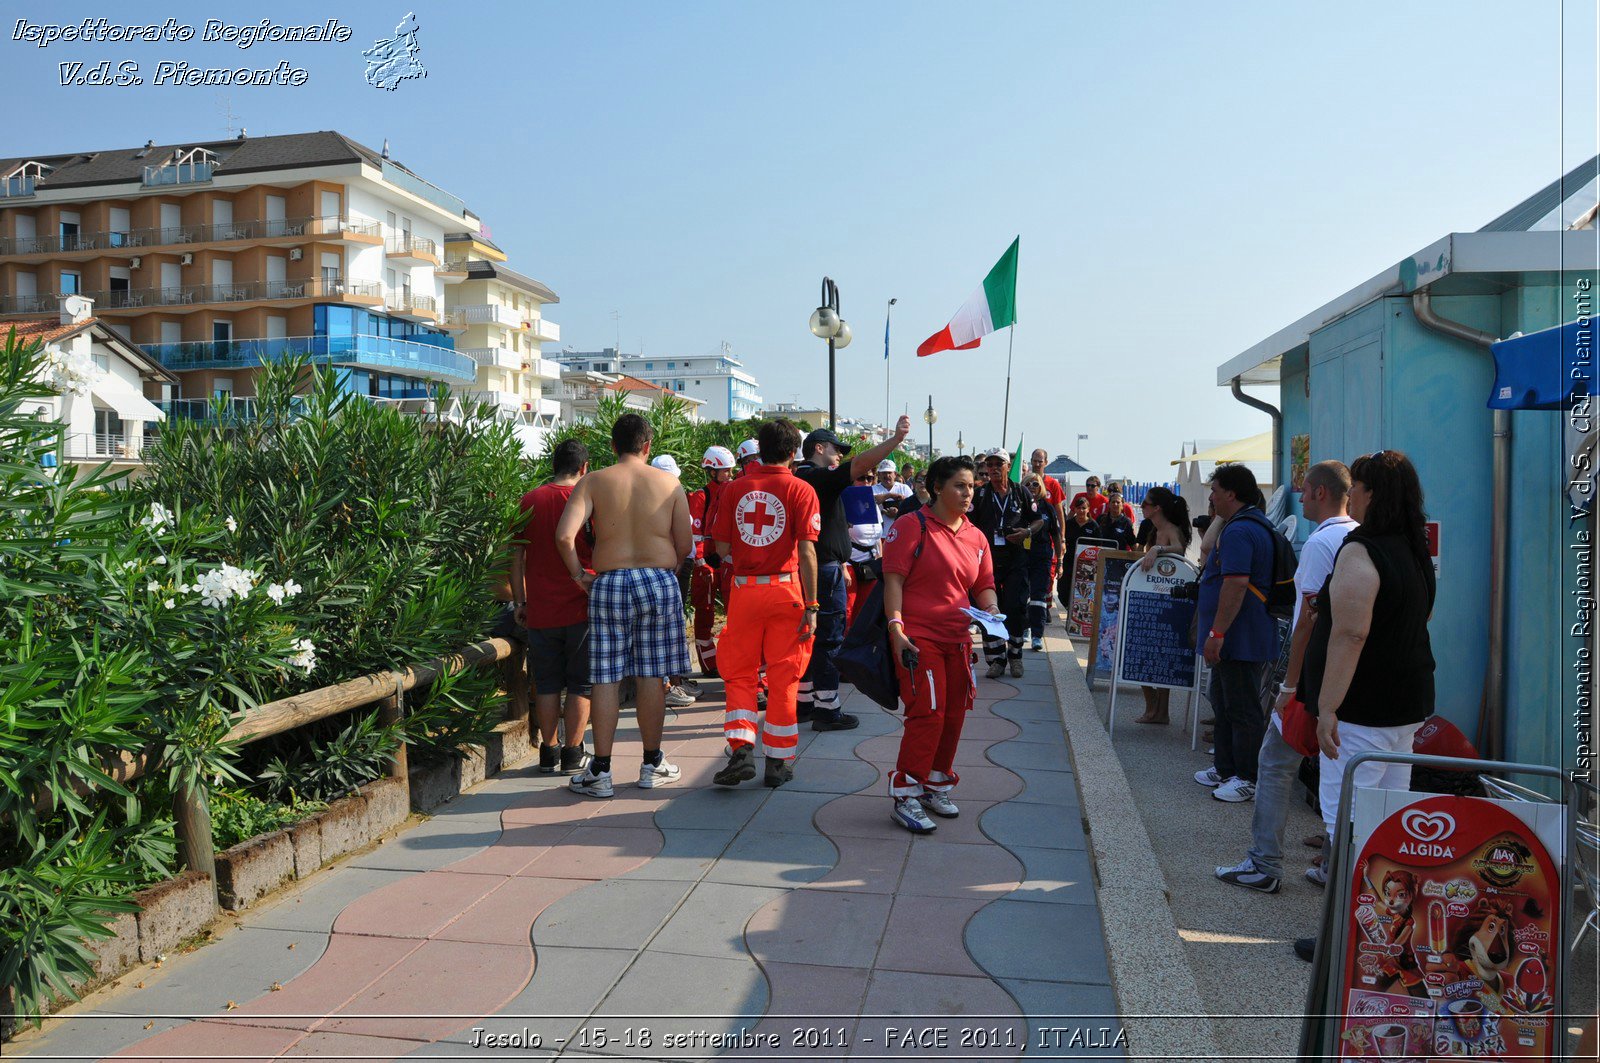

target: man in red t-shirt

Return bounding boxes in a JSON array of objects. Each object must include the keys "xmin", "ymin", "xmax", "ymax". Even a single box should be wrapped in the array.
[
  {"xmin": 1029, "ymin": 448, "xmax": 1067, "ymax": 581},
  {"xmin": 1070, "ymin": 474, "xmax": 1108, "ymax": 519},
  {"xmin": 513, "ymin": 439, "xmax": 594, "ymax": 777},
  {"xmin": 711, "ymin": 420, "xmax": 820, "ymax": 789},
  {"xmin": 689, "ymin": 445, "xmax": 736, "ymax": 676}
]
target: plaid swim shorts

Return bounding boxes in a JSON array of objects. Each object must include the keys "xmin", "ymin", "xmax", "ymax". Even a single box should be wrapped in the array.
[{"xmin": 588, "ymin": 567, "xmax": 692, "ymax": 685}]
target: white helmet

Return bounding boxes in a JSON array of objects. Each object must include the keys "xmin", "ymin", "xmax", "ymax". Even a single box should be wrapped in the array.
[
  {"xmin": 876, "ymin": 458, "xmax": 897, "ymax": 474},
  {"xmin": 736, "ymin": 439, "xmax": 761, "ymax": 464},
  {"xmin": 650, "ymin": 454, "xmax": 682, "ymax": 478},
  {"xmin": 702, "ymin": 445, "xmax": 736, "ymax": 470}
]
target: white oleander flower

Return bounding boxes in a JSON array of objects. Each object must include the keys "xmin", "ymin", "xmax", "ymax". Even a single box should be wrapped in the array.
[
  {"xmin": 288, "ymin": 637, "xmax": 317, "ymax": 675},
  {"xmin": 155, "ymin": 555, "xmax": 167, "ymax": 565},
  {"xmin": 36, "ymin": 346, "xmax": 101, "ymax": 397},
  {"xmin": 146, "ymin": 581, "xmax": 160, "ymax": 593},
  {"xmin": 163, "ymin": 599, "xmax": 175, "ymax": 610},
  {"xmin": 139, "ymin": 503, "xmax": 172, "ymax": 532},
  {"xmin": 195, "ymin": 563, "xmax": 259, "ymax": 608},
  {"xmin": 224, "ymin": 516, "xmax": 238, "ymax": 533}
]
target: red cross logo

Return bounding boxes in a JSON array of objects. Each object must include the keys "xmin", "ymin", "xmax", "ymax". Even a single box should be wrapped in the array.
[{"xmin": 734, "ymin": 490, "xmax": 786, "ymax": 548}]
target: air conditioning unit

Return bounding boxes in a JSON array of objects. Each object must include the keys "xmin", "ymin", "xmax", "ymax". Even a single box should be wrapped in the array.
[
  {"xmin": 180, "ymin": 253, "xmax": 194, "ymax": 265},
  {"xmin": 288, "ymin": 248, "xmax": 303, "ymax": 261},
  {"xmin": 130, "ymin": 256, "xmax": 142, "ymax": 269}
]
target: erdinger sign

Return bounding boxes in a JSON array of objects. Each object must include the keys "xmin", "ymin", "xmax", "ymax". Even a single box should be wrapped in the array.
[{"xmin": 1335, "ymin": 795, "xmax": 1560, "ymax": 1060}]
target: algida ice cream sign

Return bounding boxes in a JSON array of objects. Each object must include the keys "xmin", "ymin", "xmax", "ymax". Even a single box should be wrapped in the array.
[{"xmin": 1336, "ymin": 795, "xmax": 1560, "ymax": 1060}]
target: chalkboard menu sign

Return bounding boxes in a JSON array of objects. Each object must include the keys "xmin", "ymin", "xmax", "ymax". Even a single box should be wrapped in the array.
[
  {"xmin": 1086, "ymin": 550, "xmax": 1138, "ymax": 683},
  {"xmin": 1116, "ymin": 557, "xmax": 1200, "ymax": 691}
]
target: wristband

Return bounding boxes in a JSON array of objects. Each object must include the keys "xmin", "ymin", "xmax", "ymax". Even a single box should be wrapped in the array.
[
  {"xmin": 1208, "ymin": 629, "xmax": 1225, "ymax": 640},
  {"xmin": 1278, "ymin": 683, "xmax": 1296, "ymax": 694},
  {"xmin": 805, "ymin": 600, "xmax": 821, "ymax": 609},
  {"xmin": 887, "ymin": 618, "xmax": 905, "ymax": 629}
]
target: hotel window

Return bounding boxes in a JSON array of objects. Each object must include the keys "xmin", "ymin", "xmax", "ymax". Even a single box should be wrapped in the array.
[
  {"xmin": 213, "ymin": 320, "xmax": 232, "ymax": 343},
  {"xmin": 59, "ymin": 270, "xmax": 80, "ymax": 295}
]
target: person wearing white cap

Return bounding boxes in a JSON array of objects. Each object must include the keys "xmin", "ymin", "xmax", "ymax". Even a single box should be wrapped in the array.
[
  {"xmin": 690, "ymin": 446, "xmax": 737, "ymax": 677},
  {"xmin": 874, "ymin": 458, "xmax": 914, "ymax": 522}
]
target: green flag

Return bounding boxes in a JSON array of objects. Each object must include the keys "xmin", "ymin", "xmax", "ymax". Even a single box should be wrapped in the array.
[{"xmin": 1010, "ymin": 436, "xmax": 1024, "ymax": 484}]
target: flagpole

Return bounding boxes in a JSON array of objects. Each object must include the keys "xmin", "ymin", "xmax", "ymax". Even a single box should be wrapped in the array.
[
  {"xmin": 1001, "ymin": 325, "xmax": 1015, "ymax": 447},
  {"xmin": 884, "ymin": 298, "xmax": 896, "ymax": 429}
]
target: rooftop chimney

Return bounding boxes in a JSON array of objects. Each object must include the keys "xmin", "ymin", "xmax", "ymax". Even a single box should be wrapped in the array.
[{"xmin": 60, "ymin": 294, "xmax": 94, "ymax": 326}]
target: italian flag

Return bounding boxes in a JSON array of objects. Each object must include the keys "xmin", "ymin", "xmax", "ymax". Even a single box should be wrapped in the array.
[{"xmin": 916, "ymin": 237, "xmax": 1018, "ymax": 357}]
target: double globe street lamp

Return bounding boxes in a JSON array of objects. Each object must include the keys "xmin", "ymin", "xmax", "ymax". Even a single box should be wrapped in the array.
[
  {"xmin": 923, "ymin": 396, "xmax": 937, "ymax": 458},
  {"xmin": 809, "ymin": 277, "xmax": 851, "ymax": 428}
]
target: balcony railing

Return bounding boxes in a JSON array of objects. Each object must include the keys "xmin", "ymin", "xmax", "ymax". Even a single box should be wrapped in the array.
[
  {"xmin": 142, "ymin": 162, "xmax": 213, "ymax": 187},
  {"xmin": 56, "ymin": 432, "xmax": 146, "ymax": 462},
  {"xmin": 386, "ymin": 292, "xmax": 437, "ymax": 315},
  {"xmin": 1, "ymin": 175, "xmax": 36, "ymax": 199},
  {"xmin": 2, "ymin": 277, "xmax": 384, "ymax": 314},
  {"xmin": 444, "ymin": 304, "xmax": 524, "ymax": 328},
  {"xmin": 462, "ymin": 347, "xmax": 522, "ymax": 370},
  {"xmin": 528, "ymin": 318, "xmax": 560, "ymax": 343},
  {"xmin": 145, "ymin": 334, "xmax": 475, "ymax": 383},
  {"xmin": 385, "ymin": 235, "xmax": 438, "ymax": 259},
  {"xmin": 0, "ymin": 215, "xmax": 382, "ymax": 257},
  {"xmin": 527, "ymin": 356, "xmax": 563, "ymax": 379}
]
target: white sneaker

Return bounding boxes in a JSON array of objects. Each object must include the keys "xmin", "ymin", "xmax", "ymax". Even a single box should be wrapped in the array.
[
  {"xmin": 919, "ymin": 791, "xmax": 960, "ymax": 818},
  {"xmin": 665, "ymin": 685, "xmax": 696, "ymax": 708},
  {"xmin": 638, "ymin": 758, "xmax": 682, "ymax": 789},
  {"xmin": 1305, "ymin": 863, "xmax": 1328, "ymax": 887},
  {"xmin": 891, "ymin": 797, "xmax": 938, "ymax": 834},
  {"xmin": 1213, "ymin": 777, "xmax": 1256, "ymax": 803},
  {"xmin": 1030, "ymin": 638, "xmax": 1044, "ymax": 652},
  {"xmin": 1193, "ymin": 767, "xmax": 1223, "ymax": 787},
  {"xmin": 569, "ymin": 768, "xmax": 614, "ymax": 799}
]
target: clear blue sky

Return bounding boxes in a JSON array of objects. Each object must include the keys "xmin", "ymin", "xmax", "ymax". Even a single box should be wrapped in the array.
[{"xmin": 4, "ymin": 1, "xmax": 1595, "ymax": 478}]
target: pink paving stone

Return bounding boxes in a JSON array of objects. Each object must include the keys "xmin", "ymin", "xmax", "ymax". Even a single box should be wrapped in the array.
[
  {"xmin": 813, "ymin": 793, "xmax": 904, "ymax": 840},
  {"xmin": 222, "ymin": 933, "xmax": 419, "ymax": 1030},
  {"xmin": 318, "ymin": 938, "xmax": 532, "ymax": 1042},
  {"xmin": 745, "ymin": 889, "xmax": 892, "ymax": 969},
  {"xmin": 431, "ymin": 875, "xmax": 589, "ymax": 945},
  {"xmin": 956, "ymin": 714, "xmax": 1022, "ymax": 741},
  {"xmin": 747, "ymin": 961, "xmax": 870, "ymax": 1052},
  {"xmin": 943, "ymin": 764, "xmax": 1024, "ymax": 802},
  {"xmin": 499, "ymin": 794, "xmax": 607, "ymax": 826},
  {"xmin": 109, "ymin": 1019, "xmax": 304, "ymax": 1062},
  {"xmin": 856, "ymin": 972, "xmax": 1024, "ymax": 1059},
  {"xmin": 808, "ymin": 831, "xmax": 910, "ymax": 894},
  {"xmin": 516, "ymin": 824, "xmax": 662, "ymax": 879},
  {"xmin": 333, "ymin": 871, "xmax": 504, "ymax": 939},
  {"xmin": 873, "ymin": 895, "xmax": 989, "ymax": 978},
  {"xmin": 898, "ymin": 840, "xmax": 1023, "ymax": 900},
  {"xmin": 921, "ymin": 800, "xmax": 999, "ymax": 844},
  {"xmin": 442, "ymin": 823, "xmax": 576, "ymax": 876}
]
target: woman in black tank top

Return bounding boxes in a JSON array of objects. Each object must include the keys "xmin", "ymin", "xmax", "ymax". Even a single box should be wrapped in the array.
[{"xmin": 1299, "ymin": 451, "xmax": 1436, "ymax": 845}]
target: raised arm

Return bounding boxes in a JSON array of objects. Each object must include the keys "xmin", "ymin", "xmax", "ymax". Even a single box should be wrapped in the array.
[{"xmin": 848, "ymin": 415, "xmax": 912, "ymax": 479}]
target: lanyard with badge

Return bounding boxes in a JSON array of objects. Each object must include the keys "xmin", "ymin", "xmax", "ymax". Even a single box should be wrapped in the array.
[{"xmin": 986, "ymin": 486, "xmax": 1020, "ymax": 547}]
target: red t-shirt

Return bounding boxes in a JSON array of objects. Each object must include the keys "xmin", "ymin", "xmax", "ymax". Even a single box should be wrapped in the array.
[
  {"xmin": 881, "ymin": 511, "xmax": 996, "ymax": 643},
  {"xmin": 1071, "ymin": 490, "xmax": 1108, "ymax": 519},
  {"xmin": 688, "ymin": 478, "xmax": 728, "ymax": 559},
  {"xmin": 1041, "ymin": 476, "xmax": 1066, "ymax": 511},
  {"xmin": 518, "ymin": 483, "xmax": 592, "ymax": 628},
  {"xmin": 712, "ymin": 464, "xmax": 820, "ymax": 577}
]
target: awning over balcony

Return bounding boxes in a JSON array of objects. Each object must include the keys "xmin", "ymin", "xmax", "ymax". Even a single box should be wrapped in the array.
[{"xmin": 92, "ymin": 371, "xmax": 164, "ymax": 424}]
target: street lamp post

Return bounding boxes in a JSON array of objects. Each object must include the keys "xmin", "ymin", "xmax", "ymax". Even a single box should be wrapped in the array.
[
  {"xmin": 809, "ymin": 278, "xmax": 851, "ymax": 428},
  {"xmin": 1077, "ymin": 433, "xmax": 1088, "ymax": 463},
  {"xmin": 923, "ymin": 395, "xmax": 937, "ymax": 458},
  {"xmin": 957, "ymin": 430, "xmax": 964, "ymax": 457}
]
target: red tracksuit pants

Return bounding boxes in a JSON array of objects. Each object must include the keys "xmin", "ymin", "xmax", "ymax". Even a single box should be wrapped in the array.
[
  {"xmin": 691, "ymin": 563, "xmax": 721, "ymax": 674},
  {"xmin": 889, "ymin": 638, "xmax": 976, "ymax": 797},
  {"xmin": 720, "ymin": 581, "xmax": 814, "ymax": 761}
]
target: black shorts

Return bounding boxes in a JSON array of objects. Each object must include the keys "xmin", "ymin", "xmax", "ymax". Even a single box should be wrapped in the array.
[{"xmin": 526, "ymin": 621, "xmax": 592, "ymax": 696}]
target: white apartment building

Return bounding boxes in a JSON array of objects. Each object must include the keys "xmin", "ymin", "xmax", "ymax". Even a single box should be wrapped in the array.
[
  {"xmin": 554, "ymin": 346, "xmax": 762, "ymax": 422},
  {"xmin": 440, "ymin": 230, "xmax": 562, "ymax": 457}
]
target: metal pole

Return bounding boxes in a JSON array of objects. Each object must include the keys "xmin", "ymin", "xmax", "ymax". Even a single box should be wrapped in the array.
[
  {"xmin": 885, "ymin": 298, "xmax": 895, "ymax": 429},
  {"xmin": 1001, "ymin": 327, "xmax": 1015, "ymax": 447},
  {"xmin": 828, "ymin": 337, "xmax": 836, "ymax": 429}
]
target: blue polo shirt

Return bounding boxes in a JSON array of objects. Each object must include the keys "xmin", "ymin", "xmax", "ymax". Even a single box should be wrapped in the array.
[{"xmin": 1196, "ymin": 508, "xmax": 1277, "ymax": 662}]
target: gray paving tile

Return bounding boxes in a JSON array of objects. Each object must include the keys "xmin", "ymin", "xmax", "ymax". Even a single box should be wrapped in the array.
[
  {"xmin": 240, "ymin": 868, "xmax": 417, "ymax": 932},
  {"xmin": 1008, "ymin": 716, "xmax": 1074, "ymax": 745},
  {"xmin": 593, "ymin": 951, "xmax": 767, "ymax": 1046},
  {"xmin": 1005, "ymin": 846, "xmax": 1097, "ymax": 906},
  {"xmin": 649, "ymin": 881, "xmax": 787, "ymax": 960},
  {"xmin": 999, "ymin": 978, "xmax": 1126, "ymax": 1059},
  {"xmin": 8, "ymin": 1012, "xmax": 189, "ymax": 1060},
  {"xmin": 986, "ymin": 740, "xmax": 1074, "ymax": 773},
  {"xmin": 779, "ymin": 754, "xmax": 878, "ymax": 794},
  {"xmin": 651, "ymin": 785, "xmax": 766, "ymax": 830},
  {"xmin": 350, "ymin": 813, "xmax": 506, "ymax": 871},
  {"xmin": 706, "ymin": 831, "xmax": 836, "ymax": 888},
  {"xmin": 422, "ymin": 944, "xmax": 636, "ymax": 1050},
  {"xmin": 990, "ymin": 699, "xmax": 1064, "ymax": 723},
  {"xmin": 530, "ymin": 878, "xmax": 692, "ymax": 949},
  {"xmin": 980, "ymin": 800, "xmax": 1088, "ymax": 852},
  {"xmin": 618, "ymin": 827, "xmax": 736, "ymax": 882},
  {"xmin": 1008, "ymin": 768, "xmax": 1083, "ymax": 808},
  {"xmin": 965, "ymin": 899, "xmax": 1111, "ymax": 985},
  {"xmin": 745, "ymin": 889, "xmax": 891, "ymax": 970},
  {"xmin": 744, "ymin": 789, "xmax": 835, "ymax": 834}
]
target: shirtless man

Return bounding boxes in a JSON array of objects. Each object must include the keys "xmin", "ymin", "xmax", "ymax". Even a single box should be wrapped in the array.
[{"xmin": 555, "ymin": 413, "xmax": 694, "ymax": 798}]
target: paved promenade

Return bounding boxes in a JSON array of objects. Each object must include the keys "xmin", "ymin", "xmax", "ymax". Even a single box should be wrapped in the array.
[{"xmin": 16, "ymin": 649, "xmax": 1123, "ymax": 1062}]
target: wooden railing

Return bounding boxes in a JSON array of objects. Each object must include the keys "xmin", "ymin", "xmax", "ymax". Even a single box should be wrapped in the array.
[{"xmin": 68, "ymin": 635, "xmax": 525, "ymax": 885}]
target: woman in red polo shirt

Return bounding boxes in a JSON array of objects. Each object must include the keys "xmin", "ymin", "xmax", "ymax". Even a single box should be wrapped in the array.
[{"xmin": 881, "ymin": 455, "xmax": 1000, "ymax": 834}]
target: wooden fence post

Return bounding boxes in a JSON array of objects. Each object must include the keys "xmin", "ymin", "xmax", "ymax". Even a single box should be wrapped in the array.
[
  {"xmin": 172, "ymin": 782, "xmax": 216, "ymax": 886},
  {"xmin": 378, "ymin": 675, "xmax": 407, "ymax": 780}
]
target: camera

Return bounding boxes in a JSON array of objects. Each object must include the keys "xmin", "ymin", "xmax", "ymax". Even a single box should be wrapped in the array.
[{"xmin": 1169, "ymin": 582, "xmax": 1201, "ymax": 601}]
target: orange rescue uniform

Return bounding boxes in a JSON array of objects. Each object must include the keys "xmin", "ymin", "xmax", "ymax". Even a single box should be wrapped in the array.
[{"xmin": 712, "ymin": 463, "xmax": 821, "ymax": 760}]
